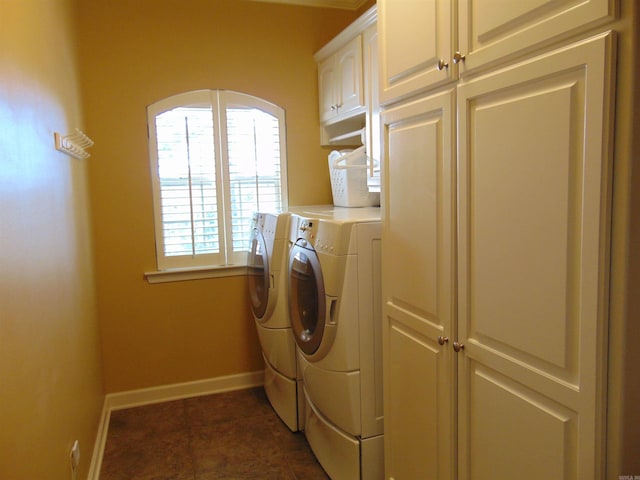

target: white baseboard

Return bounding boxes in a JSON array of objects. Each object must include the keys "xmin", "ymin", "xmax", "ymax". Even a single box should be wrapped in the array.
[
  {"xmin": 87, "ymin": 370, "xmax": 264, "ymax": 479},
  {"xmin": 105, "ymin": 370, "xmax": 264, "ymax": 411},
  {"xmin": 87, "ymin": 400, "xmax": 111, "ymax": 480}
]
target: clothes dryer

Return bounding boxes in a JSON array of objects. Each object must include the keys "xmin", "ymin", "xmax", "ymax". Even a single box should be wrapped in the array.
[
  {"xmin": 248, "ymin": 212, "xmax": 300, "ymax": 431},
  {"xmin": 287, "ymin": 205, "xmax": 383, "ymax": 480}
]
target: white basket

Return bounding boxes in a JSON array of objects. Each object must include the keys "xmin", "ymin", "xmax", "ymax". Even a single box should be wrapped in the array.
[{"xmin": 328, "ymin": 146, "xmax": 380, "ymax": 207}]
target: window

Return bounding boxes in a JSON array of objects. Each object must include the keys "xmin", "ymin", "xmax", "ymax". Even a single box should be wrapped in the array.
[{"xmin": 147, "ymin": 90, "xmax": 287, "ymax": 270}]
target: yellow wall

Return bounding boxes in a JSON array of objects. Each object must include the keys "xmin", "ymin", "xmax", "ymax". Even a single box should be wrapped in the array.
[
  {"xmin": 75, "ymin": 0, "xmax": 363, "ymax": 393},
  {"xmin": 0, "ymin": 1, "xmax": 104, "ymax": 479}
]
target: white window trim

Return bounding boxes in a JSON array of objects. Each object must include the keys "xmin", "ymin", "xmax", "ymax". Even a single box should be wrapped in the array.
[
  {"xmin": 144, "ymin": 265, "xmax": 248, "ymax": 284},
  {"xmin": 146, "ymin": 89, "xmax": 288, "ymax": 278}
]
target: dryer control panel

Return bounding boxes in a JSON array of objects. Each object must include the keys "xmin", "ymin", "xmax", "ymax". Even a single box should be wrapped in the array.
[
  {"xmin": 297, "ymin": 219, "xmax": 318, "ymax": 244},
  {"xmin": 295, "ymin": 217, "xmax": 353, "ymax": 255}
]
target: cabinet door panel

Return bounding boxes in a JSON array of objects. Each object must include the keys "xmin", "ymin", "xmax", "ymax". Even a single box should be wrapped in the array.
[
  {"xmin": 467, "ymin": 362, "xmax": 575, "ymax": 479},
  {"xmin": 459, "ymin": 0, "xmax": 615, "ymax": 74},
  {"xmin": 318, "ymin": 57, "xmax": 337, "ymax": 123},
  {"xmin": 385, "ymin": 320, "xmax": 445, "ymax": 478},
  {"xmin": 337, "ymin": 36, "xmax": 364, "ymax": 117},
  {"xmin": 363, "ymin": 25, "xmax": 381, "ymax": 191},
  {"xmin": 378, "ymin": 0, "xmax": 453, "ymax": 104},
  {"xmin": 471, "ymin": 83, "xmax": 576, "ymax": 374},
  {"xmin": 382, "ymin": 90, "xmax": 455, "ymax": 480},
  {"xmin": 457, "ymin": 33, "xmax": 614, "ymax": 479}
]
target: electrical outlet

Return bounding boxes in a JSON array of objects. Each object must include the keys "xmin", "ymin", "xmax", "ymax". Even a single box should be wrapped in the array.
[{"xmin": 70, "ymin": 440, "xmax": 80, "ymax": 476}]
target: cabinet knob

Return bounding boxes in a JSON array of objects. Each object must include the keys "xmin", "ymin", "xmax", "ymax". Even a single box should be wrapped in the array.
[
  {"xmin": 453, "ymin": 341, "xmax": 465, "ymax": 352},
  {"xmin": 437, "ymin": 336, "xmax": 449, "ymax": 345},
  {"xmin": 330, "ymin": 104, "xmax": 337, "ymax": 111},
  {"xmin": 436, "ymin": 59, "xmax": 449, "ymax": 71},
  {"xmin": 453, "ymin": 51, "xmax": 466, "ymax": 64}
]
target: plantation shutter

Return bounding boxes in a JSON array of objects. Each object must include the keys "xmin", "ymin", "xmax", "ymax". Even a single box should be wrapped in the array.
[
  {"xmin": 220, "ymin": 91, "xmax": 287, "ymax": 266},
  {"xmin": 148, "ymin": 91, "xmax": 225, "ymax": 269},
  {"xmin": 148, "ymin": 90, "xmax": 287, "ymax": 271}
]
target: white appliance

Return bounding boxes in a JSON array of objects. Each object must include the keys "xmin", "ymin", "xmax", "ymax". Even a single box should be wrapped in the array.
[
  {"xmin": 287, "ymin": 205, "xmax": 383, "ymax": 480},
  {"xmin": 248, "ymin": 212, "xmax": 300, "ymax": 431}
]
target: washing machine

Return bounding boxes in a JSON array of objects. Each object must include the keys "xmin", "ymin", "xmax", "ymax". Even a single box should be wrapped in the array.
[
  {"xmin": 248, "ymin": 211, "xmax": 300, "ymax": 431},
  {"xmin": 287, "ymin": 205, "xmax": 383, "ymax": 480}
]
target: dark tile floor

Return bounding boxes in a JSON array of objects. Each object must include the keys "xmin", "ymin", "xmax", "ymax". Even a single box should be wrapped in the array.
[{"xmin": 99, "ymin": 387, "xmax": 330, "ymax": 479}]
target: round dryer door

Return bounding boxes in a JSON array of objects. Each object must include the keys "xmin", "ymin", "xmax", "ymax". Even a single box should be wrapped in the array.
[
  {"xmin": 248, "ymin": 227, "xmax": 270, "ymax": 319},
  {"xmin": 288, "ymin": 239, "xmax": 325, "ymax": 355}
]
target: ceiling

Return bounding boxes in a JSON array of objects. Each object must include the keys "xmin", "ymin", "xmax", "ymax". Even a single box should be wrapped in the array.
[{"xmin": 248, "ymin": 0, "xmax": 370, "ymax": 10}]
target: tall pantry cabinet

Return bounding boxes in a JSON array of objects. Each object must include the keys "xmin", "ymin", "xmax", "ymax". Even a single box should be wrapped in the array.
[{"xmin": 378, "ymin": 1, "xmax": 617, "ymax": 479}]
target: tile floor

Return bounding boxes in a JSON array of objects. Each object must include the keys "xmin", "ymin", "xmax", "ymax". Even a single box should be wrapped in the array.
[{"xmin": 99, "ymin": 387, "xmax": 329, "ymax": 479}]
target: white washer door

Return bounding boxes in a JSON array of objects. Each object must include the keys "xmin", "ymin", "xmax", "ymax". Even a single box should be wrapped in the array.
[
  {"xmin": 248, "ymin": 227, "xmax": 270, "ymax": 320},
  {"xmin": 289, "ymin": 239, "xmax": 326, "ymax": 355}
]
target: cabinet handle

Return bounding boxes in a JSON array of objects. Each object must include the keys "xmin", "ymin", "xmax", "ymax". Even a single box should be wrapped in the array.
[
  {"xmin": 330, "ymin": 104, "xmax": 337, "ymax": 111},
  {"xmin": 436, "ymin": 59, "xmax": 449, "ymax": 71},
  {"xmin": 453, "ymin": 51, "xmax": 466, "ymax": 64},
  {"xmin": 453, "ymin": 341, "xmax": 465, "ymax": 352},
  {"xmin": 437, "ymin": 336, "xmax": 449, "ymax": 345}
]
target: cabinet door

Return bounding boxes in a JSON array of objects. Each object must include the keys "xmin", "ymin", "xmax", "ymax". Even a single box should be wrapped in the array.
[
  {"xmin": 363, "ymin": 24, "xmax": 381, "ymax": 192},
  {"xmin": 458, "ymin": 0, "xmax": 615, "ymax": 75},
  {"xmin": 336, "ymin": 35, "xmax": 364, "ymax": 118},
  {"xmin": 457, "ymin": 33, "xmax": 614, "ymax": 480},
  {"xmin": 381, "ymin": 89, "xmax": 456, "ymax": 480},
  {"xmin": 318, "ymin": 56, "xmax": 337, "ymax": 123},
  {"xmin": 378, "ymin": 0, "xmax": 454, "ymax": 105}
]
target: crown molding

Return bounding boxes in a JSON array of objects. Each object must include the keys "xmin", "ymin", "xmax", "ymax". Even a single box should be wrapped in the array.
[{"xmin": 248, "ymin": 0, "xmax": 369, "ymax": 10}]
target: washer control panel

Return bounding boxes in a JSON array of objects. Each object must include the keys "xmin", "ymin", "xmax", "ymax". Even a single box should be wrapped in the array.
[
  {"xmin": 297, "ymin": 218, "xmax": 344, "ymax": 254},
  {"xmin": 297, "ymin": 219, "xmax": 317, "ymax": 243}
]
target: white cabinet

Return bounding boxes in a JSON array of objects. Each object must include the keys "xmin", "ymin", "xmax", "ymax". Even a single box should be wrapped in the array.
[
  {"xmin": 381, "ymin": 32, "xmax": 615, "ymax": 479},
  {"xmin": 315, "ymin": 6, "xmax": 377, "ymax": 147},
  {"xmin": 458, "ymin": 0, "xmax": 615, "ymax": 74},
  {"xmin": 318, "ymin": 35, "xmax": 364, "ymax": 124},
  {"xmin": 363, "ymin": 24, "xmax": 381, "ymax": 192},
  {"xmin": 381, "ymin": 89, "xmax": 456, "ymax": 479},
  {"xmin": 315, "ymin": 6, "xmax": 380, "ymax": 191},
  {"xmin": 378, "ymin": 0, "xmax": 615, "ymax": 105},
  {"xmin": 456, "ymin": 32, "xmax": 614, "ymax": 480},
  {"xmin": 378, "ymin": 0, "xmax": 454, "ymax": 105}
]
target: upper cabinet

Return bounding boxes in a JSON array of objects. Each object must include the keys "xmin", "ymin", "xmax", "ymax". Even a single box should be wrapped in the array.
[
  {"xmin": 314, "ymin": 6, "xmax": 381, "ymax": 191},
  {"xmin": 318, "ymin": 36, "xmax": 364, "ymax": 124},
  {"xmin": 458, "ymin": 0, "xmax": 616, "ymax": 74},
  {"xmin": 378, "ymin": 0, "xmax": 616, "ymax": 104},
  {"xmin": 314, "ymin": 6, "xmax": 377, "ymax": 147},
  {"xmin": 378, "ymin": 0, "xmax": 454, "ymax": 105}
]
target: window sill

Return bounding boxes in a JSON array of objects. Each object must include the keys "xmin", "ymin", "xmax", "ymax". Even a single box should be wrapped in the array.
[{"xmin": 144, "ymin": 265, "xmax": 248, "ymax": 284}]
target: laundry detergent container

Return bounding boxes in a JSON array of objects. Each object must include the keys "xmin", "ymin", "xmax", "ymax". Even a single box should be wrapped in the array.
[{"xmin": 328, "ymin": 146, "xmax": 380, "ymax": 207}]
